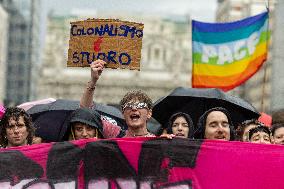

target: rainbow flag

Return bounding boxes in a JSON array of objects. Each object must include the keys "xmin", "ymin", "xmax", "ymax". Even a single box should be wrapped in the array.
[{"xmin": 192, "ymin": 11, "xmax": 269, "ymax": 91}]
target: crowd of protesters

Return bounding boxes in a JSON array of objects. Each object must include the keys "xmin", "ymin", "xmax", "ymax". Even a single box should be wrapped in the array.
[{"xmin": 0, "ymin": 60, "xmax": 284, "ymax": 148}]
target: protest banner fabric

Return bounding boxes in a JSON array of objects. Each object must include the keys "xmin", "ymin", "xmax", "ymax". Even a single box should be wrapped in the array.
[
  {"xmin": 1, "ymin": 137, "xmax": 284, "ymax": 189},
  {"xmin": 67, "ymin": 19, "xmax": 144, "ymax": 70},
  {"xmin": 192, "ymin": 11, "xmax": 269, "ymax": 91}
]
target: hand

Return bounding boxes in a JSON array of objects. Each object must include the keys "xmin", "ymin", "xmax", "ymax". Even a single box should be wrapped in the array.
[
  {"xmin": 159, "ymin": 134, "xmax": 176, "ymax": 139},
  {"xmin": 32, "ymin": 136, "xmax": 43, "ymax": 144},
  {"xmin": 90, "ymin": 59, "xmax": 106, "ymax": 84}
]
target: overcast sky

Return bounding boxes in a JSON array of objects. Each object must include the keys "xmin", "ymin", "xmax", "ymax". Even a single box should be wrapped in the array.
[
  {"xmin": 42, "ymin": 0, "xmax": 217, "ymax": 22},
  {"xmin": 39, "ymin": 0, "xmax": 217, "ymax": 61}
]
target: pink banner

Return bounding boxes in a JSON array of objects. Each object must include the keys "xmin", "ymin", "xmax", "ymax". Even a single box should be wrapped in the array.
[{"xmin": 0, "ymin": 138, "xmax": 283, "ymax": 189}]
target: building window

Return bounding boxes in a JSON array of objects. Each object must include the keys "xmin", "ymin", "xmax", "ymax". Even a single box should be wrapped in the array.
[
  {"xmin": 18, "ymin": 52, "xmax": 26, "ymax": 61},
  {"xmin": 233, "ymin": 6, "xmax": 242, "ymax": 11},
  {"xmin": 20, "ymin": 38, "xmax": 26, "ymax": 45},
  {"xmin": 154, "ymin": 48, "xmax": 160, "ymax": 60},
  {"xmin": 18, "ymin": 80, "xmax": 24, "ymax": 88},
  {"xmin": 8, "ymin": 51, "xmax": 13, "ymax": 60},
  {"xmin": 160, "ymin": 24, "xmax": 164, "ymax": 33},
  {"xmin": 19, "ymin": 24, "xmax": 27, "ymax": 32},
  {"xmin": 147, "ymin": 46, "xmax": 151, "ymax": 61},
  {"xmin": 163, "ymin": 49, "xmax": 167, "ymax": 61}
]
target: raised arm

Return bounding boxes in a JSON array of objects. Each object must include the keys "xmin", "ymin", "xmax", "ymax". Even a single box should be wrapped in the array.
[{"xmin": 80, "ymin": 60, "xmax": 106, "ymax": 108}]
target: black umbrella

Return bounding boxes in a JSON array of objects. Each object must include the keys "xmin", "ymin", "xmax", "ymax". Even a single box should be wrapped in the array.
[
  {"xmin": 152, "ymin": 87, "xmax": 260, "ymax": 128},
  {"xmin": 27, "ymin": 99, "xmax": 126, "ymax": 142}
]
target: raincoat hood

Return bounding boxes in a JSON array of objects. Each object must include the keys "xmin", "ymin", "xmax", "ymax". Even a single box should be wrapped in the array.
[
  {"xmin": 70, "ymin": 108, "xmax": 103, "ymax": 133},
  {"xmin": 194, "ymin": 107, "xmax": 235, "ymax": 140}
]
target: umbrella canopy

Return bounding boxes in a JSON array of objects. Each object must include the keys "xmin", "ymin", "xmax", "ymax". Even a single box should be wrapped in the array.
[
  {"xmin": 152, "ymin": 87, "xmax": 260, "ymax": 128},
  {"xmin": 17, "ymin": 98, "xmax": 56, "ymax": 111},
  {"xmin": 26, "ymin": 99, "xmax": 126, "ymax": 142}
]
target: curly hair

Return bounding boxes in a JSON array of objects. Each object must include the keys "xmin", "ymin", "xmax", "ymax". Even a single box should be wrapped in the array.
[
  {"xmin": 248, "ymin": 125, "xmax": 271, "ymax": 141},
  {"xmin": 235, "ymin": 119, "xmax": 264, "ymax": 141},
  {"xmin": 120, "ymin": 90, "xmax": 153, "ymax": 110},
  {"xmin": 0, "ymin": 107, "xmax": 35, "ymax": 147}
]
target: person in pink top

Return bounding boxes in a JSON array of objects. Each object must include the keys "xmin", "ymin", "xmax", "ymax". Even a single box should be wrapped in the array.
[{"xmin": 80, "ymin": 60, "xmax": 155, "ymax": 138}]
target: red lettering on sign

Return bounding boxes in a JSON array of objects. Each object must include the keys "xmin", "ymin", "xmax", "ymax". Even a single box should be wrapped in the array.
[{"xmin": 93, "ymin": 37, "xmax": 103, "ymax": 52}]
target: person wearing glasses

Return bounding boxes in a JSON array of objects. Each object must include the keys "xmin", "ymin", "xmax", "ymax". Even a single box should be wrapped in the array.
[
  {"xmin": 119, "ymin": 91, "xmax": 155, "ymax": 137},
  {"xmin": 80, "ymin": 60, "xmax": 155, "ymax": 138}
]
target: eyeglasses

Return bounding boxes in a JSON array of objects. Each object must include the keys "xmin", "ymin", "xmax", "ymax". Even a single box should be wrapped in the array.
[{"xmin": 122, "ymin": 102, "xmax": 148, "ymax": 111}]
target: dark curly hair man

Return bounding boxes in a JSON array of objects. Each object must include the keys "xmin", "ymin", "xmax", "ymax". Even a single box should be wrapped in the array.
[{"xmin": 0, "ymin": 107, "xmax": 35, "ymax": 148}]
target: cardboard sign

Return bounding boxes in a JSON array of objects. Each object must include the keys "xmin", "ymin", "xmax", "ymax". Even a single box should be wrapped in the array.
[{"xmin": 67, "ymin": 19, "xmax": 144, "ymax": 70}]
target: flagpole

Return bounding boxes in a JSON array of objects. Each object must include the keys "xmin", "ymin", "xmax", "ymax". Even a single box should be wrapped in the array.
[{"xmin": 261, "ymin": 1, "xmax": 270, "ymax": 112}]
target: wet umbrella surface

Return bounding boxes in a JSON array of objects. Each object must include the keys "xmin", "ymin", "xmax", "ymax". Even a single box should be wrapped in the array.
[
  {"xmin": 152, "ymin": 87, "xmax": 260, "ymax": 128},
  {"xmin": 27, "ymin": 99, "xmax": 126, "ymax": 142}
]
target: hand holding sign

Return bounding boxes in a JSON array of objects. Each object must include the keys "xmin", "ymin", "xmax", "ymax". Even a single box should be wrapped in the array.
[
  {"xmin": 67, "ymin": 19, "xmax": 144, "ymax": 70},
  {"xmin": 90, "ymin": 60, "xmax": 106, "ymax": 84}
]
